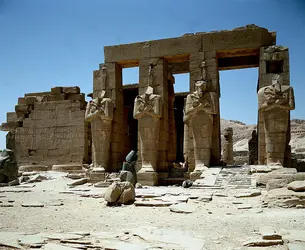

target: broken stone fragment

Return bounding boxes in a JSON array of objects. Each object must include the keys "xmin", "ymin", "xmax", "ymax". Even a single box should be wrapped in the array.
[
  {"xmin": 104, "ymin": 181, "xmax": 135, "ymax": 205},
  {"xmin": 266, "ymin": 179, "xmax": 289, "ymax": 191},
  {"xmin": 21, "ymin": 201, "xmax": 44, "ymax": 207},
  {"xmin": 68, "ymin": 178, "xmax": 88, "ymax": 187},
  {"xmin": 235, "ymin": 190, "xmax": 261, "ymax": 198},
  {"xmin": 243, "ymin": 238, "xmax": 283, "ymax": 246},
  {"xmin": 62, "ymin": 86, "xmax": 80, "ymax": 94},
  {"xmin": 287, "ymin": 181, "xmax": 305, "ymax": 192},
  {"xmin": 169, "ymin": 203, "xmax": 196, "ymax": 213},
  {"xmin": 259, "ymin": 226, "xmax": 282, "ymax": 240}
]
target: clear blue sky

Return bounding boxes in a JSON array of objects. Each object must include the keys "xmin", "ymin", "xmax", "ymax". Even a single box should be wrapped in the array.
[{"xmin": 0, "ymin": 0, "xmax": 305, "ymax": 149}]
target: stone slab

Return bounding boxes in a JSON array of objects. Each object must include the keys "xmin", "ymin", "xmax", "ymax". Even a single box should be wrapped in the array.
[
  {"xmin": 259, "ymin": 226, "xmax": 282, "ymax": 240},
  {"xmin": 287, "ymin": 181, "xmax": 305, "ymax": 192},
  {"xmin": 19, "ymin": 165, "xmax": 49, "ymax": 172},
  {"xmin": 169, "ymin": 203, "xmax": 196, "ymax": 213},
  {"xmin": 134, "ymin": 200, "xmax": 177, "ymax": 207},
  {"xmin": 243, "ymin": 239, "xmax": 283, "ymax": 246}
]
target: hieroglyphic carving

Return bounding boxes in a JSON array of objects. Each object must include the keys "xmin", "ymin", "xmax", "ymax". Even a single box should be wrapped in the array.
[
  {"xmin": 134, "ymin": 86, "xmax": 162, "ymax": 172},
  {"xmin": 85, "ymin": 90, "xmax": 113, "ymax": 170},
  {"xmin": 184, "ymin": 80, "xmax": 218, "ymax": 172},
  {"xmin": 258, "ymin": 74, "xmax": 295, "ymax": 166}
]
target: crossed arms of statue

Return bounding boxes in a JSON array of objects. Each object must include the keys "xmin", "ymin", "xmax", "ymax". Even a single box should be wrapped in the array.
[
  {"xmin": 85, "ymin": 98, "xmax": 113, "ymax": 122},
  {"xmin": 133, "ymin": 95, "xmax": 162, "ymax": 120},
  {"xmin": 183, "ymin": 92, "xmax": 218, "ymax": 123}
]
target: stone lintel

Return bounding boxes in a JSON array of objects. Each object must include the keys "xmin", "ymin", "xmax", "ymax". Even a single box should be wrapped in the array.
[{"xmin": 104, "ymin": 26, "xmax": 274, "ymax": 64}]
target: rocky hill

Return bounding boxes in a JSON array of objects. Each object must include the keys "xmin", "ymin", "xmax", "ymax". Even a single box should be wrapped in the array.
[{"xmin": 220, "ymin": 119, "xmax": 305, "ymax": 153}]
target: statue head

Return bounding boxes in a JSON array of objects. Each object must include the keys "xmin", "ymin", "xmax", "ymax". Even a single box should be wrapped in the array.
[
  {"xmin": 97, "ymin": 90, "xmax": 106, "ymax": 102},
  {"xmin": 195, "ymin": 80, "xmax": 208, "ymax": 96},
  {"xmin": 271, "ymin": 74, "xmax": 282, "ymax": 91},
  {"xmin": 144, "ymin": 85, "xmax": 154, "ymax": 101}
]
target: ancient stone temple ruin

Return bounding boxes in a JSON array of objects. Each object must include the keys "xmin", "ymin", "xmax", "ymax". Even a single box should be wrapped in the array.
[{"xmin": 0, "ymin": 25, "xmax": 296, "ymax": 185}]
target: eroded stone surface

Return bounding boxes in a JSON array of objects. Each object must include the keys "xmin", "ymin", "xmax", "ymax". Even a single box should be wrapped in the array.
[{"xmin": 287, "ymin": 181, "xmax": 305, "ymax": 192}]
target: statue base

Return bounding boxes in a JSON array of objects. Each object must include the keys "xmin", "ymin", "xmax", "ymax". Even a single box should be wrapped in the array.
[{"xmin": 137, "ymin": 170, "xmax": 158, "ymax": 186}]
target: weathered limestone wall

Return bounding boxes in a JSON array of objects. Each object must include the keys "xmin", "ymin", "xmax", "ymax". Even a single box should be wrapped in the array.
[{"xmin": 1, "ymin": 87, "xmax": 88, "ymax": 166}]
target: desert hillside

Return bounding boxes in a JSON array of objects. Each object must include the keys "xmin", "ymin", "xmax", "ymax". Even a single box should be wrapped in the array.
[{"xmin": 220, "ymin": 119, "xmax": 305, "ymax": 153}]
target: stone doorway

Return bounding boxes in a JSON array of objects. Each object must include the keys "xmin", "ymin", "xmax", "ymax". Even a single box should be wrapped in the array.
[{"xmin": 123, "ymin": 85, "xmax": 138, "ymax": 157}]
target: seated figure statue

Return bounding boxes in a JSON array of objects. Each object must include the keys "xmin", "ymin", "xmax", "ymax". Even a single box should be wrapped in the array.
[
  {"xmin": 258, "ymin": 74, "xmax": 295, "ymax": 166},
  {"xmin": 184, "ymin": 80, "xmax": 218, "ymax": 173},
  {"xmin": 85, "ymin": 90, "xmax": 113, "ymax": 170}
]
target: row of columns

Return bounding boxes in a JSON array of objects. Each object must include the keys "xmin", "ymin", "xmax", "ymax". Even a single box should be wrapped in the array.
[{"xmin": 88, "ymin": 45, "xmax": 294, "ymax": 185}]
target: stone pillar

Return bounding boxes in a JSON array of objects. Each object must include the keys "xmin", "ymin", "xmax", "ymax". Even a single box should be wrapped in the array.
[
  {"xmin": 189, "ymin": 51, "xmax": 221, "ymax": 167},
  {"xmin": 85, "ymin": 90, "xmax": 113, "ymax": 171},
  {"xmin": 222, "ymin": 127, "xmax": 233, "ymax": 165},
  {"xmin": 136, "ymin": 58, "xmax": 168, "ymax": 185},
  {"xmin": 258, "ymin": 46, "xmax": 291, "ymax": 166},
  {"xmin": 134, "ymin": 85, "xmax": 162, "ymax": 186},
  {"xmin": 248, "ymin": 130, "xmax": 258, "ymax": 165},
  {"xmin": 258, "ymin": 75, "xmax": 295, "ymax": 166},
  {"xmin": 93, "ymin": 63, "xmax": 124, "ymax": 172},
  {"xmin": 184, "ymin": 80, "xmax": 218, "ymax": 180}
]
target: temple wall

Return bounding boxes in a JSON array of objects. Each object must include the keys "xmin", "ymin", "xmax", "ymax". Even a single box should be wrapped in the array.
[{"xmin": 2, "ymin": 87, "xmax": 89, "ymax": 166}]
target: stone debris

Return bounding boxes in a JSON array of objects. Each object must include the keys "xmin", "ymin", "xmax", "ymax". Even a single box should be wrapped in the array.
[
  {"xmin": 235, "ymin": 190, "xmax": 261, "ymax": 198},
  {"xmin": 169, "ymin": 203, "xmax": 196, "ymax": 213},
  {"xmin": 259, "ymin": 226, "xmax": 282, "ymax": 240},
  {"xmin": 104, "ymin": 181, "xmax": 135, "ymax": 205},
  {"xmin": 243, "ymin": 238, "xmax": 283, "ymax": 247},
  {"xmin": 250, "ymin": 165, "xmax": 273, "ymax": 173},
  {"xmin": 287, "ymin": 181, "xmax": 305, "ymax": 192},
  {"xmin": 264, "ymin": 187, "xmax": 305, "ymax": 208},
  {"xmin": 27, "ymin": 174, "xmax": 48, "ymax": 183},
  {"xmin": 237, "ymin": 204, "xmax": 253, "ymax": 209},
  {"xmin": 134, "ymin": 200, "xmax": 177, "ymax": 207},
  {"xmin": 21, "ymin": 201, "xmax": 44, "ymax": 207},
  {"xmin": 60, "ymin": 239, "xmax": 92, "ymax": 245},
  {"xmin": 0, "ymin": 204, "xmax": 13, "ymax": 207},
  {"xmin": 68, "ymin": 178, "xmax": 88, "ymax": 187},
  {"xmin": 42, "ymin": 233, "xmax": 84, "ymax": 241},
  {"xmin": 0, "ymin": 232, "xmax": 24, "ymax": 249},
  {"xmin": 135, "ymin": 182, "xmax": 143, "ymax": 188},
  {"xmin": 266, "ymin": 178, "xmax": 290, "ymax": 191},
  {"xmin": 18, "ymin": 235, "xmax": 47, "ymax": 247},
  {"xmin": 182, "ymin": 179, "xmax": 193, "ymax": 188},
  {"xmin": 197, "ymin": 194, "xmax": 213, "ymax": 202},
  {"xmin": 19, "ymin": 165, "xmax": 49, "ymax": 172},
  {"xmin": 67, "ymin": 173, "xmax": 86, "ymax": 179}
]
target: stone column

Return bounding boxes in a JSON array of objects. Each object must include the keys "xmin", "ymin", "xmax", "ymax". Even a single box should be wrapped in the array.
[
  {"xmin": 258, "ymin": 75, "xmax": 295, "ymax": 166},
  {"xmin": 93, "ymin": 63, "xmax": 124, "ymax": 172},
  {"xmin": 258, "ymin": 46, "xmax": 290, "ymax": 166},
  {"xmin": 85, "ymin": 90, "xmax": 113, "ymax": 171},
  {"xmin": 222, "ymin": 127, "xmax": 233, "ymax": 165},
  {"xmin": 134, "ymin": 85, "xmax": 162, "ymax": 186},
  {"xmin": 184, "ymin": 80, "xmax": 218, "ymax": 180},
  {"xmin": 248, "ymin": 130, "xmax": 258, "ymax": 165},
  {"xmin": 189, "ymin": 51, "xmax": 221, "ymax": 168}
]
